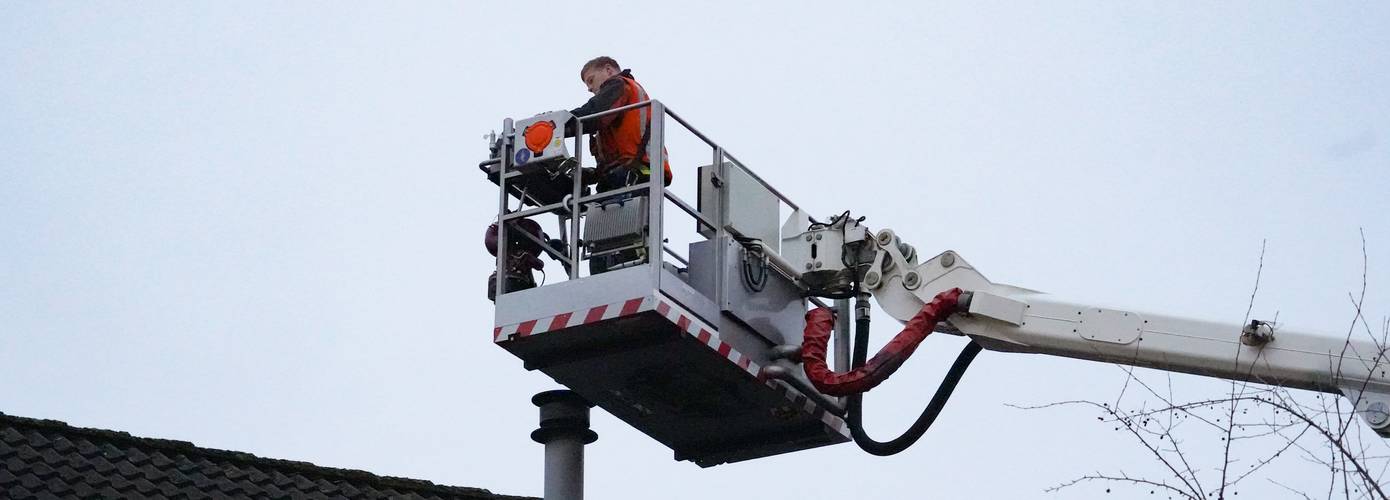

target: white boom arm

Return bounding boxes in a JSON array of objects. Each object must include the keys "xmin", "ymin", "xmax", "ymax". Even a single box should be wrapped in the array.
[{"xmin": 780, "ymin": 216, "xmax": 1390, "ymax": 437}]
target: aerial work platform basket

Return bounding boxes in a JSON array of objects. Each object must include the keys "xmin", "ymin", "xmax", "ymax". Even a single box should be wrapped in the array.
[{"xmin": 483, "ymin": 101, "xmax": 848, "ymax": 466}]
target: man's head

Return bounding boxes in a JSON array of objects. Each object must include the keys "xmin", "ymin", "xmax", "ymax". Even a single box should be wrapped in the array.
[{"xmin": 579, "ymin": 56, "xmax": 621, "ymax": 94}]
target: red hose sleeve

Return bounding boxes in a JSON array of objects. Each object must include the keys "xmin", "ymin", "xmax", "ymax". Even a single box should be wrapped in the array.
[{"xmin": 800, "ymin": 288, "xmax": 964, "ymax": 396}]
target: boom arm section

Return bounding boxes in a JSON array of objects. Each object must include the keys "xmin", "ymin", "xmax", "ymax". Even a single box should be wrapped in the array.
[{"xmin": 781, "ymin": 214, "xmax": 1390, "ymax": 437}]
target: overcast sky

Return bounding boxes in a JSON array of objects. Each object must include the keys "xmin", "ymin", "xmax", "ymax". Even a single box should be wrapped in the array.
[{"xmin": 4, "ymin": 2, "xmax": 1389, "ymax": 498}]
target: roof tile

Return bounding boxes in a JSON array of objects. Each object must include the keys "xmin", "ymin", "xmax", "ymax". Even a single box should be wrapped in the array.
[
  {"xmin": 149, "ymin": 450, "xmax": 175, "ymax": 468},
  {"xmin": 99, "ymin": 442, "xmax": 125, "ymax": 460},
  {"xmin": 28, "ymin": 461, "xmax": 55, "ymax": 479},
  {"xmin": 0, "ymin": 427, "xmax": 25, "ymax": 443},
  {"xmin": 69, "ymin": 481, "xmax": 97, "ymax": 497},
  {"xmin": 23, "ymin": 429, "xmax": 51, "ymax": 448},
  {"xmin": 38, "ymin": 448, "xmax": 66, "ymax": 467},
  {"xmin": 157, "ymin": 480, "xmax": 182, "ymax": 497},
  {"xmin": 18, "ymin": 472, "xmax": 44, "ymax": 489},
  {"xmin": 115, "ymin": 460, "xmax": 141, "ymax": 478},
  {"xmin": 74, "ymin": 439, "xmax": 101, "ymax": 457},
  {"xmin": 125, "ymin": 446, "xmax": 151, "ymax": 465},
  {"xmin": 90, "ymin": 457, "xmax": 115, "ymax": 475},
  {"xmin": 48, "ymin": 436, "xmax": 75, "ymax": 453},
  {"xmin": 42, "ymin": 476, "xmax": 72, "ymax": 494}
]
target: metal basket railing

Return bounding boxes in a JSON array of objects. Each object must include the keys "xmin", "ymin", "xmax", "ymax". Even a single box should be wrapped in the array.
[{"xmin": 488, "ymin": 100, "xmax": 810, "ymax": 309}]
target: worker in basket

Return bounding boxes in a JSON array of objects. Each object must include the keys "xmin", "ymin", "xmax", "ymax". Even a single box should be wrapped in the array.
[
  {"xmin": 569, "ymin": 56, "xmax": 672, "ymax": 193},
  {"xmin": 569, "ymin": 57, "xmax": 673, "ymax": 274}
]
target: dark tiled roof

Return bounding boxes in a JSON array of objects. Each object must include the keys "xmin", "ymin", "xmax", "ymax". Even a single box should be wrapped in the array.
[{"xmin": 0, "ymin": 412, "xmax": 534, "ymax": 500}]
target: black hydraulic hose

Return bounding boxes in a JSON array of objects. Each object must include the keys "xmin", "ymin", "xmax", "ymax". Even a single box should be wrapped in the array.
[{"xmin": 846, "ymin": 305, "xmax": 984, "ymax": 456}]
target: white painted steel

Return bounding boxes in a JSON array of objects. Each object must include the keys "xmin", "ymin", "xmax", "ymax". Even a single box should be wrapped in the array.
[{"xmin": 876, "ymin": 248, "xmax": 1390, "ymax": 436}]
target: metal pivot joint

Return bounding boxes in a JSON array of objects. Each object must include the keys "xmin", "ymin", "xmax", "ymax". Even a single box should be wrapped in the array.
[{"xmin": 531, "ymin": 390, "xmax": 597, "ymax": 500}]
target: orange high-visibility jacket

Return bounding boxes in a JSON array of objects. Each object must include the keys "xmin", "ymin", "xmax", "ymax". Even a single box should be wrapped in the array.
[{"xmin": 584, "ymin": 72, "xmax": 672, "ymax": 184}]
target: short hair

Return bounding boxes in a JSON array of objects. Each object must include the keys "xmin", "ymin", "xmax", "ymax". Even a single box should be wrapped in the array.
[{"xmin": 580, "ymin": 56, "xmax": 620, "ymax": 77}]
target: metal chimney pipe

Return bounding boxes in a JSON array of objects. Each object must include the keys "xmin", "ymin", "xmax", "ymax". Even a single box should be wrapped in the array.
[{"xmin": 531, "ymin": 390, "xmax": 597, "ymax": 500}]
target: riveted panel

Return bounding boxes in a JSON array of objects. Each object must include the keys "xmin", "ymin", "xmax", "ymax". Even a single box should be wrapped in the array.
[{"xmin": 1076, "ymin": 308, "xmax": 1144, "ymax": 344}]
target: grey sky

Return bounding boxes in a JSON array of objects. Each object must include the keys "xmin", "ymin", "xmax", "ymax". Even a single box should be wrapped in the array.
[{"xmin": 3, "ymin": 2, "xmax": 1389, "ymax": 498}]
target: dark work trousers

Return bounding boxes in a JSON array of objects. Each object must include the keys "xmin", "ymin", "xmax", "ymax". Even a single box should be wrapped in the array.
[{"xmin": 595, "ymin": 164, "xmax": 651, "ymax": 193}]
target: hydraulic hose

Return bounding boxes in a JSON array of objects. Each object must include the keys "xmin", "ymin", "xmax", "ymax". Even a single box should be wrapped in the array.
[
  {"xmin": 847, "ymin": 323, "xmax": 983, "ymax": 456},
  {"xmin": 798, "ymin": 287, "xmax": 983, "ymax": 455},
  {"xmin": 845, "ymin": 290, "xmax": 983, "ymax": 456},
  {"xmin": 801, "ymin": 288, "xmax": 964, "ymax": 396}
]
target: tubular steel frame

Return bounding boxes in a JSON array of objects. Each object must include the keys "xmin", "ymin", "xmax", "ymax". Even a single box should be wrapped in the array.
[{"xmin": 490, "ymin": 100, "xmax": 806, "ymax": 309}]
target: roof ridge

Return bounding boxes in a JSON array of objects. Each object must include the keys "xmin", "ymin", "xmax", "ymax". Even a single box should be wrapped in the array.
[{"xmin": 0, "ymin": 411, "xmax": 533, "ymax": 500}]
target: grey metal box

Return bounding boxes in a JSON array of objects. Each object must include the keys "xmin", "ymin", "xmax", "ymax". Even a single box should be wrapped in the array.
[
  {"xmin": 687, "ymin": 237, "xmax": 807, "ymax": 348},
  {"xmin": 697, "ymin": 164, "xmax": 780, "ymax": 252},
  {"xmin": 583, "ymin": 197, "xmax": 647, "ymax": 252}
]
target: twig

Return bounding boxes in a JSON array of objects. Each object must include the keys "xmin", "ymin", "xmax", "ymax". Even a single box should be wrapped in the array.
[{"xmin": 1046, "ymin": 472, "xmax": 1199, "ymax": 500}]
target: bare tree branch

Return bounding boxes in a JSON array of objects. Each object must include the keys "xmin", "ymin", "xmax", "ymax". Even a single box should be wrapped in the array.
[
  {"xmin": 1022, "ymin": 235, "xmax": 1389, "ymax": 499},
  {"xmin": 1046, "ymin": 472, "xmax": 1200, "ymax": 500}
]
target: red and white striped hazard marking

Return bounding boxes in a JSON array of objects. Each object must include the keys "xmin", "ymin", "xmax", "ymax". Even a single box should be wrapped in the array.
[
  {"xmin": 652, "ymin": 298, "xmax": 762, "ymax": 379},
  {"xmin": 653, "ymin": 298, "xmax": 849, "ymax": 437},
  {"xmin": 493, "ymin": 296, "xmax": 651, "ymax": 342},
  {"xmin": 492, "ymin": 293, "xmax": 848, "ymax": 436}
]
